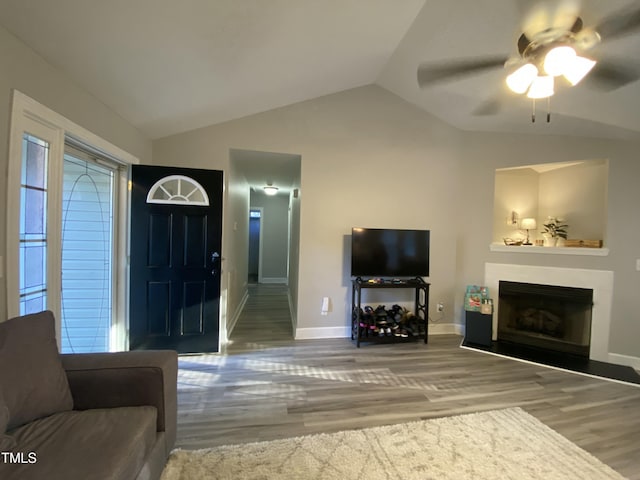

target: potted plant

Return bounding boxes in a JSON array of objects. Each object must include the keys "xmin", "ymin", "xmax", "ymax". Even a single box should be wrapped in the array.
[{"xmin": 541, "ymin": 217, "xmax": 568, "ymax": 246}]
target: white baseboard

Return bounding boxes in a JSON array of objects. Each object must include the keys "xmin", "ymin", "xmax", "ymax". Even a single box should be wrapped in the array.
[
  {"xmin": 226, "ymin": 290, "xmax": 249, "ymax": 338},
  {"xmin": 260, "ymin": 277, "xmax": 288, "ymax": 284},
  {"xmin": 287, "ymin": 290, "xmax": 297, "ymax": 331},
  {"xmin": 295, "ymin": 326, "xmax": 352, "ymax": 340},
  {"xmin": 295, "ymin": 323, "xmax": 462, "ymax": 340},
  {"xmin": 609, "ymin": 353, "xmax": 640, "ymax": 370},
  {"xmin": 429, "ymin": 322, "xmax": 463, "ymax": 335}
]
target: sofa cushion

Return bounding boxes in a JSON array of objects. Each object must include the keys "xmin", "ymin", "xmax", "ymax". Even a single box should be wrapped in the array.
[
  {"xmin": 0, "ymin": 389, "xmax": 16, "ymax": 450},
  {"xmin": 0, "ymin": 311, "xmax": 73, "ymax": 429},
  {"xmin": 0, "ymin": 406, "xmax": 158, "ymax": 480}
]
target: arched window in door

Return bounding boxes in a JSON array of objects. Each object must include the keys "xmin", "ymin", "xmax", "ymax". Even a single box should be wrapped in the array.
[{"xmin": 146, "ymin": 175, "xmax": 210, "ymax": 206}]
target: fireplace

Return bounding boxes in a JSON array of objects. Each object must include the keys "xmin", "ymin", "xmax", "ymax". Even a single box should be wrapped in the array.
[
  {"xmin": 485, "ymin": 263, "xmax": 613, "ymax": 363},
  {"xmin": 498, "ymin": 281, "xmax": 593, "ymax": 357}
]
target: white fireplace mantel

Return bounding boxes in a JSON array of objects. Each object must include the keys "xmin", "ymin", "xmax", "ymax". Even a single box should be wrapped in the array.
[
  {"xmin": 490, "ymin": 243, "xmax": 609, "ymax": 256},
  {"xmin": 485, "ymin": 263, "xmax": 614, "ymax": 363}
]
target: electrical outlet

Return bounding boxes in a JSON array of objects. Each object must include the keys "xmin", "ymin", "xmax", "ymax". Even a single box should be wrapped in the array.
[{"xmin": 437, "ymin": 302, "xmax": 444, "ymax": 312}]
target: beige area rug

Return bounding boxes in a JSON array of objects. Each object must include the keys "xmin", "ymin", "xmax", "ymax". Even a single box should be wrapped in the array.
[{"xmin": 161, "ymin": 408, "xmax": 624, "ymax": 480}]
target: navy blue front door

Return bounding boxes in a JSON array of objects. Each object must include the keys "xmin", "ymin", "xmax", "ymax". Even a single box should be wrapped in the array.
[{"xmin": 129, "ymin": 165, "xmax": 223, "ymax": 353}]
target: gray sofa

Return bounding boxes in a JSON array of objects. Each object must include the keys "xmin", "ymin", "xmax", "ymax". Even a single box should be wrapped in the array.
[{"xmin": 0, "ymin": 310, "xmax": 177, "ymax": 480}]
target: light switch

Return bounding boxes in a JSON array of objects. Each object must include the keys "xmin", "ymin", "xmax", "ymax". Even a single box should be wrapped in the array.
[{"xmin": 321, "ymin": 297, "xmax": 330, "ymax": 315}]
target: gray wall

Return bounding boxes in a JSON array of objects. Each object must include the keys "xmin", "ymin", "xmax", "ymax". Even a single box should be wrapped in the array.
[
  {"xmin": 538, "ymin": 161, "xmax": 607, "ymax": 241},
  {"xmin": 223, "ymin": 154, "xmax": 250, "ymax": 337},
  {"xmin": 250, "ymin": 192, "xmax": 290, "ymax": 281},
  {"xmin": 0, "ymin": 25, "xmax": 151, "ymax": 320},
  {"xmin": 288, "ymin": 187, "xmax": 301, "ymax": 329},
  {"xmin": 3, "ymin": 22, "xmax": 638, "ymax": 360},
  {"xmin": 153, "ymin": 85, "xmax": 640, "ymax": 359},
  {"xmin": 457, "ymin": 131, "xmax": 640, "ymax": 358},
  {"xmin": 152, "ymin": 85, "xmax": 463, "ymax": 338}
]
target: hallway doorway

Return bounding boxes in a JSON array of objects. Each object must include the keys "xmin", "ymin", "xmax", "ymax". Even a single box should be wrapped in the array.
[
  {"xmin": 229, "ymin": 148, "xmax": 301, "ymax": 341},
  {"xmin": 248, "ymin": 208, "xmax": 262, "ymax": 284}
]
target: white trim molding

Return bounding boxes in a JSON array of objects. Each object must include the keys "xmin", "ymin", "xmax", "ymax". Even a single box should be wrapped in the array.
[
  {"xmin": 430, "ymin": 322, "xmax": 463, "ymax": 335},
  {"xmin": 260, "ymin": 277, "xmax": 288, "ymax": 284},
  {"xmin": 6, "ymin": 90, "xmax": 138, "ymax": 351},
  {"xmin": 295, "ymin": 326, "xmax": 352, "ymax": 340},
  {"xmin": 295, "ymin": 323, "xmax": 462, "ymax": 340},
  {"xmin": 146, "ymin": 175, "xmax": 210, "ymax": 206},
  {"xmin": 609, "ymin": 353, "xmax": 640, "ymax": 371},
  {"xmin": 490, "ymin": 243, "xmax": 609, "ymax": 256},
  {"xmin": 226, "ymin": 289, "xmax": 249, "ymax": 339}
]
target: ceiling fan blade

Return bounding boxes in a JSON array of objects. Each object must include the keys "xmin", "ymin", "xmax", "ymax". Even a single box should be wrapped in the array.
[
  {"xmin": 473, "ymin": 96, "xmax": 504, "ymax": 116},
  {"xmin": 584, "ymin": 60, "xmax": 639, "ymax": 91},
  {"xmin": 595, "ymin": 3, "xmax": 640, "ymax": 42},
  {"xmin": 417, "ymin": 56, "xmax": 508, "ymax": 88}
]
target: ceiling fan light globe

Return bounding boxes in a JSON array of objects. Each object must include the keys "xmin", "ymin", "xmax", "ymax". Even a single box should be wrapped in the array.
[
  {"xmin": 543, "ymin": 46, "xmax": 576, "ymax": 76},
  {"xmin": 527, "ymin": 75, "xmax": 555, "ymax": 99},
  {"xmin": 563, "ymin": 55, "xmax": 596, "ymax": 85},
  {"xmin": 506, "ymin": 63, "xmax": 538, "ymax": 94},
  {"xmin": 263, "ymin": 186, "xmax": 279, "ymax": 195}
]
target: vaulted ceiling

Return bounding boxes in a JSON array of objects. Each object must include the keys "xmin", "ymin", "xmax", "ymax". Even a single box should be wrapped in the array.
[{"xmin": 1, "ymin": 0, "xmax": 639, "ymax": 140}]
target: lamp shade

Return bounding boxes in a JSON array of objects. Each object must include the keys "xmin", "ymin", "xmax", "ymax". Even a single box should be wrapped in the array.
[
  {"xmin": 544, "ymin": 46, "xmax": 576, "ymax": 76},
  {"xmin": 263, "ymin": 186, "xmax": 279, "ymax": 196},
  {"xmin": 563, "ymin": 55, "xmax": 596, "ymax": 85},
  {"xmin": 527, "ymin": 75, "xmax": 554, "ymax": 99},
  {"xmin": 506, "ymin": 63, "xmax": 538, "ymax": 94},
  {"xmin": 521, "ymin": 218, "xmax": 537, "ymax": 230}
]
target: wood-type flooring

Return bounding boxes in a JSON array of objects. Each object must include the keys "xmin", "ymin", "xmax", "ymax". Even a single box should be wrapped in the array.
[{"xmin": 176, "ymin": 284, "xmax": 640, "ymax": 479}]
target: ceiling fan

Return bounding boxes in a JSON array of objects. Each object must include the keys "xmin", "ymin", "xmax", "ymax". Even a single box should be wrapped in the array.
[{"xmin": 417, "ymin": 1, "xmax": 640, "ymax": 116}]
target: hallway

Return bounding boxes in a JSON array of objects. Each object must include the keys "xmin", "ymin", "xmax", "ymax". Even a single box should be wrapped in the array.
[{"xmin": 228, "ymin": 284, "xmax": 294, "ymax": 349}]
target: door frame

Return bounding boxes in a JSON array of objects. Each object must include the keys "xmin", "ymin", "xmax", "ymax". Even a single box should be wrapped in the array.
[
  {"xmin": 6, "ymin": 90, "xmax": 137, "ymax": 350},
  {"xmin": 249, "ymin": 207, "xmax": 264, "ymax": 283}
]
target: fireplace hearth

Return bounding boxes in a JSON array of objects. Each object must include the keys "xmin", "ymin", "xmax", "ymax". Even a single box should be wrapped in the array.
[{"xmin": 498, "ymin": 281, "xmax": 593, "ymax": 357}]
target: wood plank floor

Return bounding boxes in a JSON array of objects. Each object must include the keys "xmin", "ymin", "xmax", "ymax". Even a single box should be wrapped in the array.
[{"xmin": 177, "ymin": 284, "xmax": 640, "ymax": 479}]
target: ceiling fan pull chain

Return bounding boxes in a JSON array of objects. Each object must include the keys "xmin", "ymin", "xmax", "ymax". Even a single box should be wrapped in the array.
[
  {"xmin": 531, "ymin": 99, "xmax": 536, "ymax": 123},
  {"xmin": 547, "ymin": 97, "xmax": 551, "ymax": 123}
]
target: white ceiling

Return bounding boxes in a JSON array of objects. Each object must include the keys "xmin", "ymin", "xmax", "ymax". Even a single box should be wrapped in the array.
[
  {"xmin": 1, "ymin": 0, "xmax": 639, "ymax": 141},
  {"xmin": 230, "ymin": 149, "xmax": 301, "ymax": 195}
]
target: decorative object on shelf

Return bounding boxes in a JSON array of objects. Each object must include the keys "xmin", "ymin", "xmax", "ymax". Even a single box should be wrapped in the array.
[
  {"xmin": 565, "ymin": 239, "xmax": 603, "ymax": 248},
  {"xmin": 464, "ymin": 285, "xmax": 489, "ymax": 312},
  {"xmin": 542, "ymin": 217, "xmax": 568, "ymax": 246},
  {"xmin": 520, "ymin": 218, "xmax": 537, "ymax": 245},
  {"xmin": 503, "ymin": 238, "xmax": 523, "ymax": 246},
  {"xmin": 480, "ymin": 298, "xmax": 493, "ymax": 315}
]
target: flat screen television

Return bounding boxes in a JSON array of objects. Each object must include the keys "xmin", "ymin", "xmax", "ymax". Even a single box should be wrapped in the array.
[{"xmin": 351, "ymin": 228, "xmax": 430, "ymax": 278}]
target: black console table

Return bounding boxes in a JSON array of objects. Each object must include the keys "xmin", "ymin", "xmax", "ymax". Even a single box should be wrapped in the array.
[{"xmin": 351, "ymin": 277, "xmax": 430, "ymax": 347}]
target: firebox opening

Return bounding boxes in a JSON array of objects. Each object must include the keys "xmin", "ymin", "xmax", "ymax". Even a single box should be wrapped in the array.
[{"xmin": 498, "ymin": 281, "xmax": 594, "ymax": 357}]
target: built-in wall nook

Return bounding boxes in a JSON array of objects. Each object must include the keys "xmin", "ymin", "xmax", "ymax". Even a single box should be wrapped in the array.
[{"xmin": 492, "ymin": 159, "xmax": 608, "ymax": 253}]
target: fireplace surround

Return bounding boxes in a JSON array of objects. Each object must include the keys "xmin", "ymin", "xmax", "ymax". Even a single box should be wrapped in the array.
[{"xmin": 485, "ymin": 263, "xmax": 613, "ymax": 362}]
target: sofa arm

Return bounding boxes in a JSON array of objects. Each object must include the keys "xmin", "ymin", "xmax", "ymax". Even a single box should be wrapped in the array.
[{"xmin": 60, "ymin": 350, "xmax": 177, "ymax": 451}]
